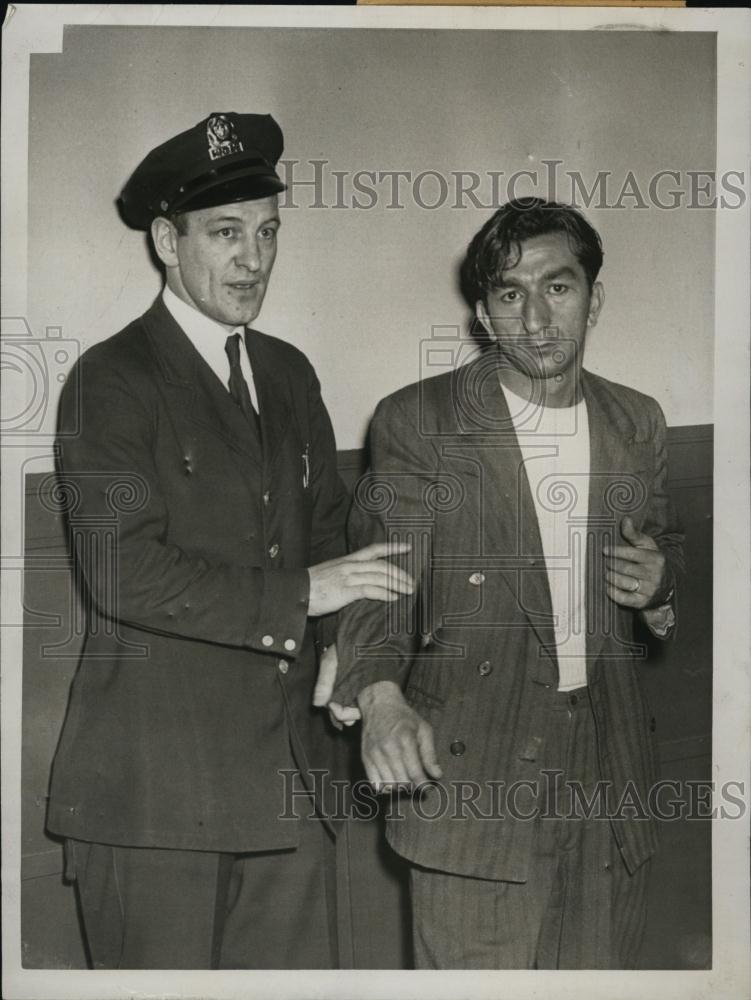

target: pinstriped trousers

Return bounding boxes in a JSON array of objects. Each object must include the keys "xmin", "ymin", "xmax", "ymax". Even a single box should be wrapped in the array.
[{"xmin": 409, "ymin": 687, "xmax": 651, "ymax": 969}]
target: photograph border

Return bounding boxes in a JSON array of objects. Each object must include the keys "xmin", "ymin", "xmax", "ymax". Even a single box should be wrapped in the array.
[{"xmin": 2, "ymin": 5, "xmax": 749, "ymax": 999}]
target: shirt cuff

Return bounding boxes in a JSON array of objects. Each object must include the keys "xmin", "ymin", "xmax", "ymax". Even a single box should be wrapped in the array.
[{"xmin": 641, "ymin": 601, "xmax": 676, "ymax": 638}]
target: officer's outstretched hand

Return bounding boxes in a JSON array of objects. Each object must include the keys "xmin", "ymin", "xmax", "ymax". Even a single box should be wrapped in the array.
[
  {"xmin": 307, "ymin": 542, "xmax": 414, "ymax": 617},
  {"xmin": 357, "ymin": 680, "xmax": 443, "ymax": 791}
]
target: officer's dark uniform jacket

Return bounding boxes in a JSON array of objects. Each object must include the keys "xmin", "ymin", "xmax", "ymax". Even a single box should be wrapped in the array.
[{"xmin": 47, "ymin": 295, "xmax": 349, "ymax": 853}]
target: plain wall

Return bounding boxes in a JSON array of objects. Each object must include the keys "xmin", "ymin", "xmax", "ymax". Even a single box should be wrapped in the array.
[{"xmin": 28, "ymin": 27, "xmax": 715, "ymax": 449}]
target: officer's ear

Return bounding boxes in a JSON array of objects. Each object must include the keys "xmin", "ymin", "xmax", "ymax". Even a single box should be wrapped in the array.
[
  {"xmin": 151, "ymin": 216, "xmax": 180, "ymax": 269},
  {"xmin": 475, "ymin": 300, "xmax": 498, "ymax": 342}
]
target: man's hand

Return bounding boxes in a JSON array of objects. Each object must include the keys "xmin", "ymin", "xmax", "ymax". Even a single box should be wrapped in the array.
[
  {"xmin": 307, "ymin": 542, "xmax": 414, "ymax": 617},
  {"xmin": 357, "ymin": 681, "xmax": 443, "ymax": 791},
  {"xmin": 312, "ymin": 643, "xmax": 361, "ymax": 730},
  {"xmin": 604, "ymin": 516, "xmax": 672, "ymax": 610}
]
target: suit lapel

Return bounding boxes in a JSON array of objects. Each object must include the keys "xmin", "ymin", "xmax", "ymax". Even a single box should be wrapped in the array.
[
  {"xmin": 582, "ymin": 370, "xmax": 646, "ymax": 668},
  {"xmin": 142, "ymin": 297, "xmax": 263, "ymax": 468},
  {"xmin": 446, "ymin": 360, "xmax": 649, "ymax": 679},
  {"xmin": 450, "ymin": 356, "xmax": 558, "ymax": 678}
]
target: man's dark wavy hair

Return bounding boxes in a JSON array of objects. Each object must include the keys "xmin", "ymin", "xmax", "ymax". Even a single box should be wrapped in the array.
[{"xmin": 460, "ymin": 198, "xmax": 604, "ymax": 310}]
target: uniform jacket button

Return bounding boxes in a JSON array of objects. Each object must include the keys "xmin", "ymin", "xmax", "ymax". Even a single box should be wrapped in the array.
[
  {"xmin": 263, "ymin": 491, "xmax": 271, "ymax": 504},
  {"xmin": 268, "ymin": 543, "xmax": 280, "ymax": 558},
  {"xmin": 261, "ymin": 634, "xmax": 274, "ymax": 647},
  {"xmin": 278, "ymin": 659, "xmax": 289, "ymax": 674},
  {"xmin": 468, "ymin": 572, "xmax": 485, "ymax": 586},
  {"xmin": 477, "ymin": 660, "xmax": 492, "ymax": 676},
  {"xmin": 283, "ymin": 638, "xmax": 296, "ymax": 652},
  {"xmin": 449, "ymin": 740, "xmax": 466, "ymax": 757}
]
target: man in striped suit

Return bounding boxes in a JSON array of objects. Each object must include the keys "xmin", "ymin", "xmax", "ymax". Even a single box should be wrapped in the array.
[{"xmin": 326, "ymin": 200, "xmax": 683, "ymax": 968}]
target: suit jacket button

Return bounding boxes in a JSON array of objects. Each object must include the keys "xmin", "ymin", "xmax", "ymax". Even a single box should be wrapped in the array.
[
  {"xmin": 261, "ymin": 634, "xmax": 274, "ymax": 647},
  {"xmin": 268, "ymin": 543, "xmax": 280, "ymax": 558},
  {"xmin": 477, "ymin": 660, "xmax": 492, "ymax": 676},
  {"xmin": 278, "ymin": 659, "xmax": 289, "ymax": 674},
  {"xmin": 468, "ymin": 572, "xmax": 485, "ymax": 586},
  {"xmin": 449, "ymin": 740, "xmax": 466, "ymax": 756}
]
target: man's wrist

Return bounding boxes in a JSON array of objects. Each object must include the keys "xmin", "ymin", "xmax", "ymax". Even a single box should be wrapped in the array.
[
  {"xmin": 645, "ymin": 556, "xmax": 676, "ymax": 610},
  {"xmin": 645, "ymin": 581, "xmax": 674, "ymax": 611},
  {"xmin": 641, "ymin": 571, "xmax": 676, "ymax": 636},
  {"xmin": 357, "ymin": 680, "xmax": 404, "ymax": 714}
]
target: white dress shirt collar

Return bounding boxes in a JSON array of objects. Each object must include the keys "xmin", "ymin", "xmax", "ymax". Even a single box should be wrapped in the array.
[{"xmin": 162, "ymin": 285, "xmax": 258, "ymax": 410}]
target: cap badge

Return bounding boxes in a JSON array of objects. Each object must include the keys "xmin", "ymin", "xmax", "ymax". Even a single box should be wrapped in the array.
[{"xmin": 206, "ymin": 114, "xmax": 244, "ymax": 161}]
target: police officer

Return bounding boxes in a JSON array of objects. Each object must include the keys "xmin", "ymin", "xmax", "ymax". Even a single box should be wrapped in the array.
[{"xmin": 46, "ymin": 112, "xmax": 412, "ymax": 969}]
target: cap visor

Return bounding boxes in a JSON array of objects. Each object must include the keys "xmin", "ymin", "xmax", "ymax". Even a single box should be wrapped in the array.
[{"xmin": 171, "ymin": 168, "xmax": 286, "ymax": 215}]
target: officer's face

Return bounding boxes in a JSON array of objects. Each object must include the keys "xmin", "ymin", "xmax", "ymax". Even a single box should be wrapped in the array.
[
  {"xmin": 161, "ymin": 196, "xmax": 280, "ymax": 327},
  {"xmin": 475, "ymin": 231, "xmax": 603, "ymax": 388}
]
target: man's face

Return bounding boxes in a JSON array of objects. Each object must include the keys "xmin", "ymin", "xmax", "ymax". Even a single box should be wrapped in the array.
[
  {"xmin": 160, "ymin": 195, "xmax": 280, "ymax": 327},
  {"xmin": 475, "ymin": 231, "xmax": 603, "ymax": 386}
]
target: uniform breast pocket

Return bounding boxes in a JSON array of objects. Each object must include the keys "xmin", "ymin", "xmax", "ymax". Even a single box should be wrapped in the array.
[
  {"xmin": 276, "ymin": 419, "xmax": 310, "ymax": 493},
  {"xmin": 164, "ymin": 432, "xmax": 253, "ymax": 511}
]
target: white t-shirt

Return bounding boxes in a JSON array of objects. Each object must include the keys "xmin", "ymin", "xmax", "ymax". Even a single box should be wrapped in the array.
[{"xmin": 501, "ymin": 383, "xmax": 590, "ymax": 691}]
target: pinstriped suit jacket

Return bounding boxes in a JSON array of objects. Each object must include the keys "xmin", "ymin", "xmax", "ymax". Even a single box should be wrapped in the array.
[{"xmin": 335, "ymin": 349, "xmax": 684, "ymax": 882}]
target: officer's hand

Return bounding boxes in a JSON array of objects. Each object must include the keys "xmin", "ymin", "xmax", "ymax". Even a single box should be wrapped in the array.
[
  {"xmin": 604, "ymin": 516, "xmax": 672, "ymax": 610},
  {"xmin": 357, "ymin": 681, "xmax": 443, "ymax": 791},
  {"xmin": 307, "ymin": 543, "xmax": 414, "ymax": 617},
  {"xmin": 312, "ymin": 643, "xmax": 361, "ymax": 728},
  {"xmin": 313, "ymin": 642, "xmax": 340, "ymax": 707},
  {"xmin": 327, "ymin": 701, "xmax": 361, "ymax": 731}
]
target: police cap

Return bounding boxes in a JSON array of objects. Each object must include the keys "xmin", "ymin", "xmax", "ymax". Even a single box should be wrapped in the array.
[{"xmin": 119, "ymin": 112, "xmax": 286, "ymax": 230}]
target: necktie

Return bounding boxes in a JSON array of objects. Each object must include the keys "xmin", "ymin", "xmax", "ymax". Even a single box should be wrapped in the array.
[{"xmin": 225, "ymin": 333, "xmax": 260, "ymax": 434}]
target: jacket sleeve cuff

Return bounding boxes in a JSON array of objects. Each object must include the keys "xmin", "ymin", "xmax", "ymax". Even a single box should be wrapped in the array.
[
  {"xmin": 332, "ymin": 658, "xmax": 408, "ymax": 708},
  {"xmin": 245, "ymin": 568, "xmax": 310, "ymax": 657},
  {"xmin": 315, "ymin": 611, "xmax": 339, "ymax": 655}
]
